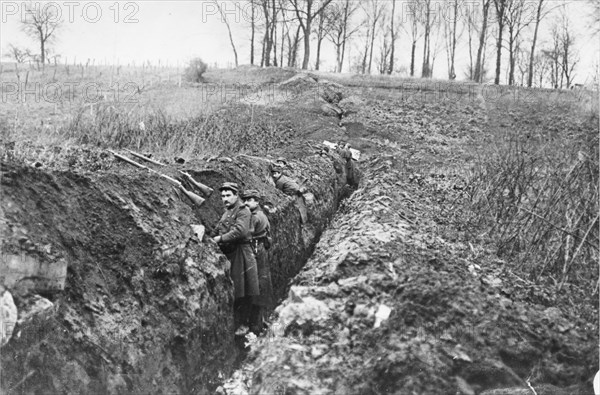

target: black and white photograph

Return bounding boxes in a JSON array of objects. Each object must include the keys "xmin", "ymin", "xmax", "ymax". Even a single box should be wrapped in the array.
[{"xmin": 0, "ymin": 0, "xmax": 598, "ymax": 393}]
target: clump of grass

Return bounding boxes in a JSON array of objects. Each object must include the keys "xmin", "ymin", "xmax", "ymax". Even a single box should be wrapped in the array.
[
  {"xmin": 56, "ymin": 101, "xmax": 294, "ymax": 160},
  {"xmin": 468, "ymin": 103, "xmax": 598, "ymax": 291}
]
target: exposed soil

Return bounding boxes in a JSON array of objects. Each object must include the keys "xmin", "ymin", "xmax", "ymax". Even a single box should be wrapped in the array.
[
  {"xmin": 222, "ymin": 79, "xmax": 598, "ymax": 395},
  {"xmin": 0, "ymin": 142, "xmax": 349, "ymax": 393},
  {"xmin": 1, "ymin": 70, "xmax": 597, "ymax": 394}
]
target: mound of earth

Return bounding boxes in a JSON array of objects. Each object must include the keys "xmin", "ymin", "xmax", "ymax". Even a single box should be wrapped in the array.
[
  {"xmin": 220, "ymin": 78, "xmax": 597, "ymax": 395},
  {"xmin": 0, "ymin": 145, "xmax": 352, "ymax": 393}
]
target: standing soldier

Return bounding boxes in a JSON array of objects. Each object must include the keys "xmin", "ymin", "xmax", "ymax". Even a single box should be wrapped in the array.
[
  {"xmin": 270, "ymin": 165, "xmax": 308, "ymax": 224},
  {"xmin": 338, "ymin": 141, "xmax": 358, "ymax": 188},
  {"xmin": 242, "ymin": 189, "xmax": 273, "ymax": 333},
  {"xmin": 212, "ymin": 182, "xmax": 260, "ymax": 333}
]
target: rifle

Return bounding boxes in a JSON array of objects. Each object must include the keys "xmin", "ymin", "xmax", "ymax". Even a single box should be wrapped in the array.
[
  {"xmin": 109, "ymin": 150, "xmax": 205, "ymax": 207},
  {"xmin": 179, "ymin": 171, "xmax": 214, "ymax": 197},
  {"xmin": 126, "ymin": 149, "xmax": 166, "ymax": 167}
]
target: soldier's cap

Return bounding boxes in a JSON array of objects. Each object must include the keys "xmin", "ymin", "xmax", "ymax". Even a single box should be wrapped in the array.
[
  {"xmin": 242, "ymin": 189, "xmax": 260, "ymax": 200},
  {"xmin": 219, "ymin": 182, "xmax": 240, "ymax": 193},
  {"xmin": 270, "ymin": 165, "xmax": 284, "ymax": 174},
  {"xmin": 276, "ymin": 156, "xmax": 288, "ymax": 165}
]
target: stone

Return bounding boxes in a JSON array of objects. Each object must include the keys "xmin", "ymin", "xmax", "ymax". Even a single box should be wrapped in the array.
[
  {"xmin": 17, "ymin": 295, "xmax": 55, "ymax": 325},
  {"xmin": 1, "ymin": 290, "xmax": 18, "ymax": 346},
  {"xmin": 0, "ymin": 253, "xmax": 67, "ymax": 294}
]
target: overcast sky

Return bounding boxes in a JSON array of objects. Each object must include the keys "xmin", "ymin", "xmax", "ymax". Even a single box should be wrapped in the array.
[{"xmin": 1, "ymin": 1, "xmax": 598, "ymax": 83}]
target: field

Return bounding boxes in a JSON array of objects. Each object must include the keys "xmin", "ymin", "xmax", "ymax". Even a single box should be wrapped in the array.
[{"xmin": 0, "ymin": 62, "xmax": 598, "ymax": 394}]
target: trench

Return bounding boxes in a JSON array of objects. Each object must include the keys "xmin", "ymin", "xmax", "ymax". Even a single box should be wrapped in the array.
[{"xmin": 0, "ymin": 149, "xmax": 352, "ymax": 394}]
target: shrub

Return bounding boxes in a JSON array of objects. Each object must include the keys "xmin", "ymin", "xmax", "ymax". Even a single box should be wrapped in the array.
[
  {"xmin": 467, "ymin": 102, "xmax": 599, "ymax": 290},
  {"xmin": 184, "ymin": 58, "xmax": 208, "ymax": 83}
]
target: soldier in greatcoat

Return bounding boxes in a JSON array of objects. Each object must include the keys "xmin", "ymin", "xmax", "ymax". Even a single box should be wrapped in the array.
[
  {"xmin": 212, "ymin": 182, "xmax": 260, "ymax": 332},
  {"xmin": 338, "ymin": 141, "xmax": 358, "ymax": 188},
  {"xmin": 242, "ymin": 189, "xmax": 273, "ymax": 333}
]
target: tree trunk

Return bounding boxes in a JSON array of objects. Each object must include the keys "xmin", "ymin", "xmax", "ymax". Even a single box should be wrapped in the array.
[
  {"xmin": 263, "ymin": 1, "xmax": 272, "ymax": 67},
  {"xmin": 315, "ymin": 15, "xmax": 324, "ymax": 70},
  {"xmin": 448, "ymin": 0, "xmax": 458, "ymax": 79},
  {"xmin": 388, "ymin": 0, "xmax": 396, "ymax": 74},
  {"xmin": 250, "ymin": 3, "xmax": 256, "ymax": 65},
  {"xmin": 301, "ymin": 10, "xmax": 312, "ymax": 70},
  {"xmin": 410, "ymin": 40, "xmax": 416, "ymax": 76},
  {"xmin": 272, "ymin": 0, "xmax": 278, "ymax": 66},
  {"xmin": 527, "ymin": 0, "xmax": 544, "ymax": 87},
  {"xmin": 280, "ymin": 19, "xmax": 286, "ymax": 67},
  {"xmin": 40, "ymin": 32, "xmax": 45, "ymax": 65},
  {"xmin": 421, "ymin": 3, "xmax": 431, "ymax": 78},
  {"xmin": 508, "ymin": 34, "xmax": 515, "ymax": 85},
  {"xmin": 494, "ymin": 26, "xmax": 503, "ymax": 84},
  {"xmin": 468, "ymin": 22, "xmax": 474, "ymax": 79},
  {"xmin": 494, "ymin": 0, "xmax": 506, "ymax": 85},
  {"xmin": 316, "ymin": 37, "xmax": 323, "ymax": 70},
  {"xmin": 368, "ymin": 23, "xmax": 376, "ymax": 74},
  {"xmin": 362, "ymin": 28, "xmax": 370, "ymax": 74},
  {"xmin": 475, "ymin": 0, "xmax": 491, "ymax": 82}
]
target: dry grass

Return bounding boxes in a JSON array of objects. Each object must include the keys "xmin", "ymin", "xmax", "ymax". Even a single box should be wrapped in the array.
[
  {"xmin": 0, "ymin": 63, "xmax": 300, "ymax": 163},
  {"xmin": 468, "ymin": 99, "xmax": 599, "ymax": 290}
]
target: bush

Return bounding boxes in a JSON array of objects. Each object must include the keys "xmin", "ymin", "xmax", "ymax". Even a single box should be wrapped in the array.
[
  {"xmin": 184, "ymin": 58, "xmax": 208, "ymax": 83},
  {"xmin": 467, "ymin": 103, "xmax": 598, "ymax": 289}
]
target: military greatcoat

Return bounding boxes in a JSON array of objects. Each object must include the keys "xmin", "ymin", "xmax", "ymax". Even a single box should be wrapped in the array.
[
  {"xmin": 214, "ymin": 199, "xmax": 260, "ymax": 299},
  {"xmin": 249, "ymin": 208, "xmax": 273, "ymax": 308}
]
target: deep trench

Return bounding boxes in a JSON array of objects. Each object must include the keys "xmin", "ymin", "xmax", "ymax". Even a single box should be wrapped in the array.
[{"xmin": 0, "ymin": 151, "xmax": 353, "ymax": 394}]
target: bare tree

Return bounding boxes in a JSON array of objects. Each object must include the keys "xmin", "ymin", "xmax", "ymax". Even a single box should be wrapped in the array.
[
  {"xmin": 505, "ymin": 0, "xmax": 533, "ymax": 85},
  {"xmin": 247, "ymin": 0, "xmax": 258, "ymax": 65},
  {"xmin": 21, "ymin": 1, "xmax": 62, "ymax": 65},
  {"xmin": 4, "ymin": 44, "xmax": 31, "ymax": 63},
  {"xmin": 259, "ymin": 0, "xmax": 280, "ymax": 67},
  {"xmin": 543, "ymin": 25, "xmax": 561, "ymax": 88},
  {"xmin": 377, "ymin": 10, "xmax": 392, "ymax": 74},
  {"xmin": 363, "ymin": 0, "xmax": 386, "ymax": 74},
  {"xmin": 465, "ymin": 3, "xmax": 478, "ymax": 79},
  {"xmin": 214, "ymin": 1, "xmax": 239, "ymax": 67},
  {"xmin": 314, "ymin": 8, "xmax": 334, "ymax": 70},
  {"xmin": 474, "ymin": 0, "xmax": 492, "ymax": 82},
  {"xmin": 403, "ymin": 1, "xmax": 424, "ymax": 77},
  {"xmin": 444, "ymin": 0, "xmax": 463, "ymax": 79},
  {"xmin": 429, "ymin": 16, "xmax": 444, "ymax": 77},
  {"xmin": 387, "ymin": 0, "xmax": 398, "ymax": 74},
  {"xmin": 493, "ymin": 0, "xmax": 508, "ymax": 84},
  {"xmin": 289, "ymin": 0, "xmax": 334, "ymax": 69},
  {"xmin": 421, "ymin": 0, "xmax": 434, "ymax": 78},
  {"xmin": 325, "ymin": 0, "xmax": 361, "ymax": 73},
  {"xmin": 557, "ymin": 8, "xmax": 578, "ymax": 88},
  {"xmin": 527, "ymin": 0, "xmax": 545, "ymax": 86}
]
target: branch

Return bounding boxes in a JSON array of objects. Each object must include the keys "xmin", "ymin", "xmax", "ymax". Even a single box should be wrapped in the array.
[{"xmin": 518, "ymin": 206, "xmax": 599, "ymax": 251}]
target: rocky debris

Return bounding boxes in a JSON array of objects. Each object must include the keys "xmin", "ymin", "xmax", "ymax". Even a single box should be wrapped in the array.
[{"xmin": 1, "ymin": 290, "xmax": 17, "ymax": 346}]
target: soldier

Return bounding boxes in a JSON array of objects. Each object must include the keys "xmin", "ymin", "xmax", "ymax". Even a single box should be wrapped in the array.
[
  {"xmin": 270, "ymin": 165, "xmax": 308, "ymax": 223},
  {"xmin": 212, "ymin": 182, "xmax": 260, "ymax": 334},
  {"xmin": 275, "ymin": 157, "xmax": 288, "ymax": 168},
  {"xmin": 242, "ymin": 189, "xmax": 273, "ymax": 333},
  {"xmin": 338, "ymin": 141, "xmax": 358, "ymax": 188}
]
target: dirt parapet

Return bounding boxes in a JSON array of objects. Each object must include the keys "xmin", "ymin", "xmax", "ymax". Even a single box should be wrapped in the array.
[
  {"xmin": 0, "ymin": 149, "xmax": 348, "ymax": 393},
  {"xmin": 228, "ymin": 140, "xmax": 595, "ymax": 395}
]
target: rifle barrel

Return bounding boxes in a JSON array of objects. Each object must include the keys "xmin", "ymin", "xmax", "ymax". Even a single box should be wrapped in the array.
[{"xmin": 126, "ymin": 149, "xmax": 165, "ymax": 167}]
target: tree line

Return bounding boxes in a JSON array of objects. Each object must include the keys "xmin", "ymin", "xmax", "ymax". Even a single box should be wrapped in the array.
[
  {"xmin": 5, "ymin": 0, "xmax": 598, "ymax": 88},
  {"xmin": 221, "ymin": 0, "xmax": 597, "ymax": 88}
]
